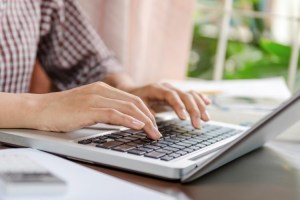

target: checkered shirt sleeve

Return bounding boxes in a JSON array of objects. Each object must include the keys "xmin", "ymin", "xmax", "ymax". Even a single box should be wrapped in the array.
[
  {"xmin": 0, "ymin": 0, "xmax": 123, "ymax": 92},
  {"xmin": 37, "ymin": 0, "xmax": 123, "ymax": 90}
]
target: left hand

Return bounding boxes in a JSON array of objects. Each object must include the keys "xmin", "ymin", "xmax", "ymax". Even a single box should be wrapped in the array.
[{"xmin": 125, "ymin": 83, "xmax": 211, "ymax": 129}]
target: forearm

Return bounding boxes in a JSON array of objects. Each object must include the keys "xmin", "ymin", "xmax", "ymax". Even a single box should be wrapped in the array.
[
  {"xmin": 0, "ymin": 93, "xmax": 39, "ymax": 129},
  {"xmin": 102, "ymin": 72, "xmax": 136, "ymax": 92}
]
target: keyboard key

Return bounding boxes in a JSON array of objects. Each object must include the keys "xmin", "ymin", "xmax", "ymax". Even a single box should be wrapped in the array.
[
  {"xmin": 193, "ymin": 135, "xmax": 210, "ymax": 140},
  {"xmin": 112, "ymin": 145, "xmax": 135, "ymax": 152},
  {"xmin": 182, "ymin": 140, "xmax": 198, "ymax": 145},
  {"xmin": 162, "ymin": 146, "xmax": 179, "ymax": 152},
  {"xmin": 123, "ymin": 136, "xmax": 139, "ymax": 141},
  {"xmin": 135, "ymin": 147, "xmax": 153, "ymax": 153},
  {"xmin": 196, "ymin": 144, "xmax": 206, "ymax": 148},
  {"xmin": 207, "ymin": 139, "xmax": 218, "ymax": 144},
  {"xmin": 96, "ymin": 141, "xmax": 123, "ymax": 149},
  {"xmin": 169, "ymin": 144, "xmax": 185, "ymax": 150},
  {"xmin": 161, "ymin": 155, "xmax": 174, "ymax": 161},
  {"xmin": 202, "ymin": 141, "xmax": 212, "ymax": 145},
  {"xmin": 189, "ymin": 146, "xmax": 201, "ymax": 151},
  {"xmin": 151, "ymin": 143, "xmax": 167, "ymax": 148},
  {"xmin": 156, "ymin": 149, "xmax": 173, "ymax": 154},
  {"xmin": 143, "ymin": 145, "xmax": 160, "ymax": 150},
  {"xmin": 182, "ymin": 133, "xmax": 194, "ymax": 137},
  {"xmin": 127, "ymin": 149, "xmax": 146, "ymax": 155},
  {"xmin": 175, "ymin": 142, "xmax": 192, "ymax": 147},
  {"xmin": 78, "ymin": 139, "xmax": 92, "ymax": 144},
  {"xmin": 127, "ymin": 142, "xmax": 143, "ymax": 148},
  {"xmin": 173, "ymin": 129, "xmax": 188, "ymax": 133},
  {"xmin": 137, "ymin": 132, "xmax": 147, "ymax": 137},
  {"xmin": 177, "ymin": 135, "xmax": 192, "ymax": 139},
  {"xmin": 176, "ymin": 150, "xmax": 188, "ymax": 156},
  {"xmin": 183, "ymin": 148, "xmax": 194, "ymax": 153},
  {"xmin": 164, "ymin": 138, "xmax": 181, "ymax": 143},
  {"xmin": 189, "ymin": 138, "xmax": 204, "ymax": 143},
  {"xmin": 131, "ymin": 134, "xmax": 146, "ymax": 139},
  {"xmin": 213, "ymin": 137, "xmax": 223, "ymax": 142},
  {"xmin": 140, "ymin": 138, "xmax": 153, "ymax": 143},
  {"xmin": 169, "ymin": 153, "xmax": 181, "ymax": 158},
  {"xmin": 107, "ymin": 134, "xmax": 123, "ymax": 139},
  {"xmin": 144, "ymin": 151, "xmax": 166, "ymax": 159},
  {"xmin": 157, "ymin": 140, "xmax": 173, "ymax": 145},
  {"xmin": 116, "ymin": 138, "xmax": 131, "ymax": 143},
  {"xmin": 117, "ymin": 132, "xmax": 132, "ymax": 137},
  {"xmin": 92, "ymin": 139, "xmax": 106, "ymax": 144},
  {"xmin": 133, "ymin": 140, "xmax": 149, "ymax": 145}
]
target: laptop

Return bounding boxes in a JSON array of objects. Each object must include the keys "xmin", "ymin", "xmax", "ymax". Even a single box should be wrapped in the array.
[{"xmin": 0, "ymin": 90, "xmax": 299, "ymax": 183}]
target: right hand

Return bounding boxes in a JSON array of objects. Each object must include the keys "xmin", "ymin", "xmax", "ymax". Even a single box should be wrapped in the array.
[{"xmin": 26, "ymin": 82, "xmax": 161, "ymax": 140}]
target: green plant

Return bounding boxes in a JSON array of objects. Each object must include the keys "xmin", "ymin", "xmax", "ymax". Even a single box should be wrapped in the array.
[{"xmin": 188, "ymin": 0, "xmax": 300, "ymax": 91}]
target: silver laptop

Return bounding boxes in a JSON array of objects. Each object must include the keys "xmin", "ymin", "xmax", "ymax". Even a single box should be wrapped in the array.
[{"xmin": 0, "ymin": 91, "xmax": 299, "ymax": 183}]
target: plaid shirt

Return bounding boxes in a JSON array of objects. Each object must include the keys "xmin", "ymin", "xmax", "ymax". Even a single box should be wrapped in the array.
[{"xmin": 0, "ymin": 0, "xmax": 122, "ymax": 93}]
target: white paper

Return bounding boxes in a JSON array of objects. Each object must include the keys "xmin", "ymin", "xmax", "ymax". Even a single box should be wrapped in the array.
[
  {"xmin": 0, "ymin": 148, "xmax": 174, "ymax": 200},
  {"xmin": 165, "ymin": 77, "xmax": 291, "ymax": 101}
]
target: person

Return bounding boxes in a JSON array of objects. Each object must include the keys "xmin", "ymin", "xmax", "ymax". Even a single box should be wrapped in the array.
[{"xmin": 0, "ymin": 0, "xmax": 210, "ymax": 140}]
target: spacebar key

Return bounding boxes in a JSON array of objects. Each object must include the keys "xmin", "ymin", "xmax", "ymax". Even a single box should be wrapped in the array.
[{"xmin": 144, "ymin": 151, "xmax": 166, "ymax": 159}]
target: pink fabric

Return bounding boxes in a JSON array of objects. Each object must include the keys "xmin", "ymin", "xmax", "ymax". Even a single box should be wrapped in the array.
[{"xmin": 79, "ymin": 0, "xmax": 196, "ymax": 85}]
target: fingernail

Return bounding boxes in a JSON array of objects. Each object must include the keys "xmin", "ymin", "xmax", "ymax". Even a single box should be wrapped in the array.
[
  {"xmin": 153, "ymin": 127, "xmax": 162, "ymax": 138},
  {"xmin": 131, "ymin": 119, "xmax": 145, "ymax": 129},
  {"xmin": 206, "ymin": 98, "xmax": 211, "ymax": 105},
  {"xmin": 179, "ymin": 109, "xmax": 186, "ymax": 120},
  {"xmin": 205, "ymin": 97, "xmax": 211, "ymax": 104},
  {"xmin": 205, "ymin": 110, "xmax": 211, "ymax": 120},
  {"xmin": 193, "ymin": 118, "xmax": 201, "ymax": 129}
]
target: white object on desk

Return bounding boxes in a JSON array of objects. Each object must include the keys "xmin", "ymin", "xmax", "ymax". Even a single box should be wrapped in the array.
[
  {"xmin": 0, "ymin": 148, "xmax": 174, "ymax": 200},
  {"xmin": 0, "ymin": 154, "xmax": 66, "ymax": 196},
  {"xmin": 166, "ymin": 77, "xmax": 291, "ymax": 101}
]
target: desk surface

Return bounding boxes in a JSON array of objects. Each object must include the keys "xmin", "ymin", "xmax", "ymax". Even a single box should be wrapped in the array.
[{"xmin": 1, "ymin": 140, "xmax": 300, "ymax": 200}]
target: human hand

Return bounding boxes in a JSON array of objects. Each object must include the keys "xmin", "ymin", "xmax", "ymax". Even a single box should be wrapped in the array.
[
  {"xmin": 28, "ymin": 82, "xmax": 161, "ymax": 140},
  {"xmin": 125, "ymin": 83, "xmax": 211, "ymax": 129}
]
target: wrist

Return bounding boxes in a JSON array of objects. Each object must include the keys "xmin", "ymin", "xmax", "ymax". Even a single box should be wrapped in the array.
[
  {"xmin": 102, "ymin": 72, "xmax": 136, "ymax": 92},
  {"xmin": 18, "ymin": 93, "xmax": 46, "ymax": 129},
  {"xmin": 0, "ymin": 93, "xmax": 43, "ymax": 129}
]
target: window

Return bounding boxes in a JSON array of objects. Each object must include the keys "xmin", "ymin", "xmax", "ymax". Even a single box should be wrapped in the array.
[{"xmin": 188, "ymin": 0, "xmax": 300, "ymax": 91}]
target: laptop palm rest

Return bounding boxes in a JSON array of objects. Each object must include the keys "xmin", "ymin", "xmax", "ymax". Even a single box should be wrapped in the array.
[{"xmin": 0, "ymin": 127, "xmax": 113, "ymax": 141}]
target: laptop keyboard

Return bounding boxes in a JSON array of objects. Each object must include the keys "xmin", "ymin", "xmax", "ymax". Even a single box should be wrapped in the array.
[{"xmin": 78, "ymin": 119, "xmax": 242, "ymax": 161}]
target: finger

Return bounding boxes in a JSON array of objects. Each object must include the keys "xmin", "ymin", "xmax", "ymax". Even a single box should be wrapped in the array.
[
  {"xmin": 190, "ymin": 91, "xmax": 210, "ymax": 121},
  {"xmin": 199, "ymin": 93, "xmax": 211, "ymax": 105},
  {"xmin": 162, "ymin": 83, "xmax": 202, "ymax": 127},
  {"xmin": 90, "ymin": 82, "xmax": 157, "ymax": 127},
  {"xmin": 144, "ymin": 100, "xmax": 157, "ymax": 117},
  {"xmin": 164, "ymin": 83, "xmax": 210, "ymax": 127},
  {"xmin": 99, "ymin": 108, "xmax": 161, "ymax": 140},
  {"xmin": 178, "ymin": 93, "xmax": 202, "ymax": 129},
  {"xmin": 149, "ymin": 108, "xmax": 156, "ymax": 117},
  {"xmin": 92, "ymin": 108, "xmax": 146, "ymax": 131},
  {"xmin": 146, "ymin": 85, "xmax": 186, "ymax": 120},
  {"xmin": 91, "ymin": 96, "xmax": 161, "ymax": 140}
]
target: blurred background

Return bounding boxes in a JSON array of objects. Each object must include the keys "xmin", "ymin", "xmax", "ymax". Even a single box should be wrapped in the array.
[
  {"xmin": 78, "ymin": 0, "xmax": 300, "ymax": 92},
  {"xmin": 189, "ymin": 0, "xmax": 300, "ymax": 91}
]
